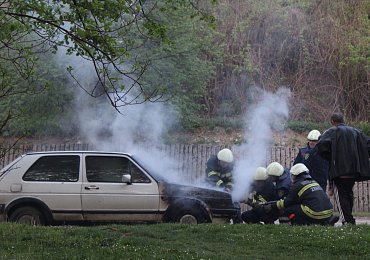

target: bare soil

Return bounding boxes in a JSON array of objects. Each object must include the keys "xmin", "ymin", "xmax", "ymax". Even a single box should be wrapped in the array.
[
  {"xmin": 165, "ymin": 128, "xmax": 306, "ymax": 147},
  {"xmin": 0, "ymin": 129, "xmax": 306, "ymax": 147}
]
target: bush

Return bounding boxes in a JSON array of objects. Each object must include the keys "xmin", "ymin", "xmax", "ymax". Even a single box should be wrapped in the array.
[
  {"xmin": 287, "ymin": 121, "xmax": 331, "ymax": 133},
  {"xmin": 288, "ymin": 120, "xmax": 370, "ymax": 136}
]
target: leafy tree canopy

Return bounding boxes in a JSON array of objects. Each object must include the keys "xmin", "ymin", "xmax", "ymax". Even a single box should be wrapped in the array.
[{"xmin": 0, "ymin": 0, "xmax": 215, "ymax": 109}]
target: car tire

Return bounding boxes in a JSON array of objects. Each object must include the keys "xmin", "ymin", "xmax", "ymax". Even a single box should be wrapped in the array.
[
  {"xmin": 173, "ymin": 206, "xmax": 210, "ymax": 224},
  {"xmin": 9, "ymin": 206, "xmax": 45, "ymax": 226}
]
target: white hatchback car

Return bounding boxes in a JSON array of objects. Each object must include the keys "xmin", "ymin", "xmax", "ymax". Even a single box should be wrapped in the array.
[{"xmin": 0, "ymin": 151, "xmax": 239, "ymax": 225}]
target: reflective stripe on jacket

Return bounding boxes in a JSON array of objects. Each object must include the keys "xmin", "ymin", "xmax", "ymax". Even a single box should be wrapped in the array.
[{"xmin": 275, "ymin": 175, "xmax": 333, "ymax": 220}]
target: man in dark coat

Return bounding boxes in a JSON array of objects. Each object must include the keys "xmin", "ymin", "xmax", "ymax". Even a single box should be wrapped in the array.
[{"xmin": 316, "ymin": 112, "xmax": 370, "ymax": 225}]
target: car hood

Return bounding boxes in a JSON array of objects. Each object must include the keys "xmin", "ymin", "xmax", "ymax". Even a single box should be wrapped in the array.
[{"xmin": 159, "ymin": 182, "xmax": 239, "ymax": 210}]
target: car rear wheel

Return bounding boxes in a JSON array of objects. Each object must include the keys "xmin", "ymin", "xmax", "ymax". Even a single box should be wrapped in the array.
[{"xmin": 9, "ymin": 206, "xmax": 45, "ymax": 226}]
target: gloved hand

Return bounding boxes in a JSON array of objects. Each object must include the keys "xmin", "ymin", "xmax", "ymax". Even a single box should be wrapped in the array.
[
  {"xmin": 250, "ymin": 201, "xmax": 261, "ymax": 209},
  {"xmin": 248, "ymin": 191, "xmax": 256, "ymax": 200}
]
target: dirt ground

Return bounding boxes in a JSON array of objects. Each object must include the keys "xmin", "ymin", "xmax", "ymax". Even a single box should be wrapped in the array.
[
  {"xmin": 0, "ymin": 128, "xmax": 307, "ymax": 147},
  {"xmin": 165, "ymin": 128, "xmax": 306, "ymax": 147}
]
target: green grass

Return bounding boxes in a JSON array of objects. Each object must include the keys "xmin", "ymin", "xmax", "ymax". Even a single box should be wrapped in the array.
[{"xmin": 0, "ymin": 223, "xmax": 370, "ymax": 259}]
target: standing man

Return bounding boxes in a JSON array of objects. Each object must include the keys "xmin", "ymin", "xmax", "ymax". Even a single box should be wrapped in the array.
[
  {"xmin": 293, "ymin": 129, "xmax": 329, "ymax": 191},
  {"xmin": 317, "ymin": 112, "xmax": 370, "ymax": 225},
  {"xmin": 205, "ymin": 148, "xmax": 234, "ymax": 191}
]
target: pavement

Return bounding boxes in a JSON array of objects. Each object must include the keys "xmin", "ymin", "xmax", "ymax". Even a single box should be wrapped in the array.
[{"xmin": 334, "ymin": 216, "xmax": 370, "ymax": 227}]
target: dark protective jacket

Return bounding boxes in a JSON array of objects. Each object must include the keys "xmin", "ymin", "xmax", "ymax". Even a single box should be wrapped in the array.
[
  {"xmin": 275, "ymin": 169, "xmax": 292, "ymax": 199},
  {"xmin": 250, "ymin": 179, "xmax": 279, "ymax": 203},
  {"xmin": 275, "ymin": 174, "xmax": 333, "ymax": 220},
  {"xmin": 293, "ymin": 144, "xmax": 329, "ymax": 191},
  {"xmin": 205, "ymin": 155, "xmax": 234, "ymax": 189},
  {"xmin": 317, "ymin": 124, "xmax": 370, "ymax": 181}
]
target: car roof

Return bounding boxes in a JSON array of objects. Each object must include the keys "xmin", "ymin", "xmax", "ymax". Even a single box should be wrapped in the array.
[{"xmin": 25, "ymin": 151, "xmax": 133, "ymax": 156}]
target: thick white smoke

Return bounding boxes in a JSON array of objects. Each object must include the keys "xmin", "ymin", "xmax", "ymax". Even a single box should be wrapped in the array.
[
  {"xmin": 56, "ymin": 49, "xmax": 291, "ymax": 192},
  {"xmin": 54, "ymin": 47, "xmax": 186, "ymax": 184},
  {"xmin": 77, "ymin": 93, "xmax": 186, "ymax": 183},
  {"xmin": 232, "ymin": 87, "xmax": 291, "ymax": 202}
]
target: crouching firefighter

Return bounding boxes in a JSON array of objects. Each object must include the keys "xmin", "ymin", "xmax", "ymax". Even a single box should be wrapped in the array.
[
  {"xmin": 205, "ymin": 148, "xmax": 242, "ymax": 223},
  {"xmin": 262, "ymin": 163, "xmax": 338, "ymax": 226},
  {"xmin": 206, "ymin": 148, "xmax": 234, "ymax": 191},
  {"xmin": 241, "ymin": 167, "xmax": 279, "ymax": 224}
]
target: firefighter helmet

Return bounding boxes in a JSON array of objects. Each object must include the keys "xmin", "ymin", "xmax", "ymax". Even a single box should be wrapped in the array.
[
  {"xmin": 290, "ymin": 163, "xmax": 309, "ymax": 176},
  {"xmin": 266, "ymin": 162, "xmax": 284, "ymax": 177},
  {"xmin": 217, "ymin": 148, "xmax": 234, "ymax": 163},
  {"xmin": 307, "ymin": 130, "xmax": 321, "ymax": 141},
  {"xmin": 254, "ymin": 167, "xmax": 268, "ymax": 181}
]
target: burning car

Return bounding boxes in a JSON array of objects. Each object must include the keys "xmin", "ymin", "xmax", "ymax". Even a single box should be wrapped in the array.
[{"xmin": 0, "ymin": 151, "xmax": 239, "ymax": 225}]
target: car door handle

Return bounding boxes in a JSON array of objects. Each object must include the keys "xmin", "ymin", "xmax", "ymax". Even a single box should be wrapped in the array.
[{"xmin": 85, "ymin": 186, "xmax": 99, "ymax": 190}]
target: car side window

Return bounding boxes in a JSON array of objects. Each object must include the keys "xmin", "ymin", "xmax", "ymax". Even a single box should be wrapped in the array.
[
  {"xmin": 23, "ymin": 155, "xmax": 80, "ymax": 182},
  {"xmin": 130, "ymin": 162, "xmax": 151, "ymax": 183},
  {"xmin": 85, "ymin": 156, "xmax": 150, "ymax": 183}
]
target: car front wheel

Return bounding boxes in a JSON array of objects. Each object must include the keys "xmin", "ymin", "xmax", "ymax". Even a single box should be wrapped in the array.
[
  {"xmin": 9, "ymin": 206, "xmax": 45, "ymax": 226},
  {"xmin": 174, "ymin": 206, "xmax": 210, "ymax": 224}
]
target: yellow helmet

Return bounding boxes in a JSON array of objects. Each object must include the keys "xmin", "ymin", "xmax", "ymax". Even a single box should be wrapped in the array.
[
  {"xmin": 290, "ymin": 163, "xmax": 309, "ymax": 176},
  {"xmin": 217, "ymin": 148, "xmax": 234, "ymax": 163},
  {"xmin": 307, "ymin": 130, "xmax": 321, "ymax": 141},
  {"xmin": 266, "ymin": 162, "xmax": 284, "ymax": 177},
  {"xmin": 254, "ymin": 167, "xmax": 268, "ymax": 180}
]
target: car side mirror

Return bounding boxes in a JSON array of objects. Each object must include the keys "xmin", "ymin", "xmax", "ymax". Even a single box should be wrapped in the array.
[{"xmin": 122, "ymin": 174, "xmax": 132, "ymax": 184}]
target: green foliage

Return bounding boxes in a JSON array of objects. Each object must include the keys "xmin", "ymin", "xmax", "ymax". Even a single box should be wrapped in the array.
[
  {"xmin": 288, "ymin": 120, "xmax": 370, "ymax": 136},
  {"xmin": 0, "ymin": 52, "xmax": 75, "ymax": 137},
  {"xmin": 287, "ymin": 121, "xmax": 331, "ymax": 134},
  {"xmin": 1, "ymin": 223, "xmax": 370, "ymax": 259},
  {"xmin": 132, "ymin": 1, "xmax": 219, "ymax": 122},
  {"xmin": 353, "ymin": 122, "xmax": 370, "ymax": 136}
]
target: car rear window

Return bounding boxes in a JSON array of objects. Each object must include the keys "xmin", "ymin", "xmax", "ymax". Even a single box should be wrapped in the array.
[
  {"xmin": 23, "ymin": 155, "xmax": 80, "ymax": 182},
  {"xmin": 86, "ymin": 156, "xmax": 151, "ymax": 183}
]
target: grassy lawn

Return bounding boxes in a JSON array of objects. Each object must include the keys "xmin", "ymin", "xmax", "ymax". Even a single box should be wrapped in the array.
[{"xmin": 0, "ymin": 223, "xmax": 369, "ymax": 259}]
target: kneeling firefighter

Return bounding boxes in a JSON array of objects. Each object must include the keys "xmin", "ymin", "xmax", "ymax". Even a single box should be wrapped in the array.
[
  {"xmin": 262, "ymin": 163, "xmax": 337, "ymax": 225},
  {"xmin": 241, "ymin": 167, "xmax": 279, "ymax": 224}
]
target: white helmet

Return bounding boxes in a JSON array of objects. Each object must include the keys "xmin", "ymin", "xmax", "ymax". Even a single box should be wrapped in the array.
[
  {"xmin": 290, "ymin": 163, "xmax": 309, "ymax": 176},
  {"xmin": 266, "ymin": 162, "xmax": 284, "ymax": 177},
  {"xmin": 307, "ymin": 130, "xmax": 321, "ymax": 141},
  {"xmin": 254, "ymin": 167, "xmax": 268, "ymax": 181},
  {"xmin": 217, "ymin": 148, "xmax": 234, "ymax": 163}
]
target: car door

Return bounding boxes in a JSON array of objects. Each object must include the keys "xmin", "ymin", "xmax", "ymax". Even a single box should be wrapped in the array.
[
  {"xmin": 18, "ymin": 154, "xmax": 83, "ymax": 222},
  {"xmin": 81, "ymin": 154, "xmax": 161, "ymax": 222}
]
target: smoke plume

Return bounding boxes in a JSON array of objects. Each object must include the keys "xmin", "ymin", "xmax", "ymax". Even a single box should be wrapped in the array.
[{"xmin": 232, "ymin": 87, "xmax": 291, "ymax": 202}]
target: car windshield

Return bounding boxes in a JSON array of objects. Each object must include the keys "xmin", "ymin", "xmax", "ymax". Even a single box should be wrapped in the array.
[{"xmin": 131, "ymin": 155, "xmax": 167, "ymax": 182}]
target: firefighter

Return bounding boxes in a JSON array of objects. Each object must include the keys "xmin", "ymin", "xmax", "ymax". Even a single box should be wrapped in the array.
[
  {"xmin": 266, "ymin": 161, "xmax": 292, "ymax": 223},
  {"xmin": 293, "ymin": 129, "xmax": 329, "ymax": 191},
  {"xmin": 205, "ymin": 148, "xmax": 234, "ymax": 191},
  {"xmin": 266, "ymin": 162, "xmax": 291, "ymax": 199},
  {"xmin": 241, "ymin": 167, "xmax": 279, "ymax": 224},
  {"xmin": 205, "ymin": 148, "xmax": 242, "ymax": 223},
  {"xmin": 263, "ymin": 163, "xmax": 337, "ymax": 225}
]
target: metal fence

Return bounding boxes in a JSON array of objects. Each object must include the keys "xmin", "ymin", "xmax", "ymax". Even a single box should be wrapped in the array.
[{"xmin": 0, "ymin": 142, "xmax": 369, "ymax": 212}]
